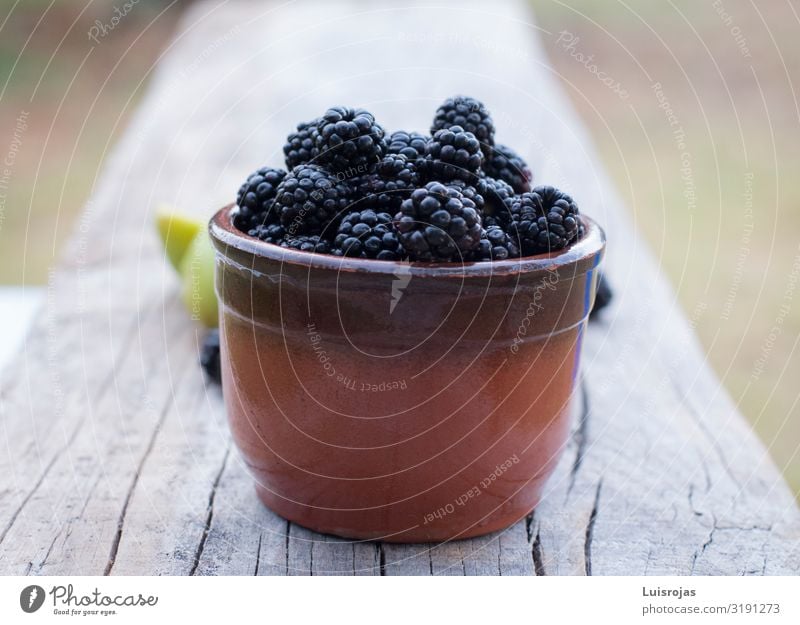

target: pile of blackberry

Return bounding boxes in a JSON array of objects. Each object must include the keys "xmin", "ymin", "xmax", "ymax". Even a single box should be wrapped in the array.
[{"xmin": 234, "ymin": 97, "xmax": 584, "ymax": 261}]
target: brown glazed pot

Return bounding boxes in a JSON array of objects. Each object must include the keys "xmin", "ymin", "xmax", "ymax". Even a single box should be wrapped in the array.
[{"xmin": 210, "ymin": 203, "xmax": 605, "ymax": 542}]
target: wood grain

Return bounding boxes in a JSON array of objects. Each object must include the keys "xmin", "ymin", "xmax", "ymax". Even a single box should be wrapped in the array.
[{"xmin": 0, "ymin": 0, "xmax": 797, "ymax": 575}]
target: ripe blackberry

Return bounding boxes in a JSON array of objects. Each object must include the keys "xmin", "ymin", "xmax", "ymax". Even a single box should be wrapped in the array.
[
  {"xmin": 356, "ymin": 153, "xmax": 420, "ymax": 213},
  {"xmin": 248, "ymin": 222, "xmax": 286, "ymax": 244},
  {"xmin": 506, "ymin": 185, "xmax": 581, "ymax": 255},
  {"xmin": 424, "ymin": 125, "xmax": 483, "ymax": 183},
  {"xmin": 445, "ymin": 179, "xmax": 485, "ymax": 213},
  {"xmin": 590, "ymin": 272, "xmax": 613, "ymax": 319},
  {"xmin": 280, "ymin": 235, "xmax": 334, "ymax": 254},
  {"xmin": 386, "ymin": 130, "xmax": 429, "ymax": 162},
  {"xmin": 473, "ymin": 226, "xmax": 521, "ymax": 261},
  {"xmin": 431, "ymin": 96, "xmax": 495, "ymax": 157},
  {"xmin": 235, "ymin": 166, "xmax": 287, "ymax": 230},
  {"xmin": 483, "ymin": 144, "xmax": 532, "ymax": 194},
  {"xmin": 283, "ymin": 119, "xmax": 320, "ymax": 170},
  {"xmin": 274, "ymin": 164, "xmax": 353, "ymax": 236},
  {"xmin": 333, "ymin": 209, "xmax": 403, "ymax": 260},
  {"xmin": 394, "ymin": 181, "xmax": 482, "ymax": 261},
  {"xmin": 377, "ymin": 152, "xmax": 420, "ymax": 181},
  {"xmin": 475, "ymin": 176, "xmax": 514, "ymax": 223},
  {"xmin": 315, "ymin": 106, "xmax": 386, "ymax": 173},
  {"xmin": 481, "ymin": 215, "xmax": 501, "ymax": 228},
  {"xmin": 200, "ymin": 329, "xmax": 222, "ymax": 385}
]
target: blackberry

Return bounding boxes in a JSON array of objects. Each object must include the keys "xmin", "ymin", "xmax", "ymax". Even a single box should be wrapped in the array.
[
  {"xmin": 431, "ymin": 96, "xmax": 495, "ymax": 157},
  {"xmin": 483, "ymin": 144, "xmax": 532, "ymax": 194},
  {"xmin": 315, "ymin": 106, "xmax": 386, "ymax": 173},
  {"xmin": 394, "ymin": 181, "xmax": 482, "ymax": 261},
  {"xmin": 482, "ymin": 215, "xmax": 501, "ymax": 229},
  {"xmin": 333, "ymin": 209, "xmax": 403, "ymax": 260},
  {"xmin": 445, "ymin": 179, "xmax": 485, "ymax": 213},
  {"xmin": 506, "ymin": 185, "xmax": 581, "ymax": 255},
  {"xmin": 200, "ymin": 329, "xmax": 222, "ymax": 385},
  {"xmin": 476, "ymin": 176, "xmax": 514, "ymax": 223},
  {"xmin": 473, "ymin": 226, "xmax": 521, "ymax": 261},
  {"xmin": 283, "ymin": 119, "xmax": 320, "ymax": 170},
  {"xmin": 248, "ymin": 222, "xmax": 286, "ymax": 244},
  {"xmin": 424, "ymin": 125, "xmax": 483, "ymax": 183},
  {"xmin": 280, "ymin": 234, "xmax": 334, "ymax": 254},
  {"xmin": 235, "ymin": 166, "xmax": 287, "ymax": 230},
  {"xmin": 386, "ymin": 130, "xmax": 429, "ymax": 162},
  {"xmin": 273, "ymin": 164, "xmax": 353, "ymax": 236},
  {"xmin": 590, "ymin": 272, "xmax": 613, "ymax": 319},
  {"xmin": 377, "ymin": 152, "xmax": 420, "ymax": 181},
  {"xmin": 355, "ymin": 153, "xmax": 420, "ymax": 213}
]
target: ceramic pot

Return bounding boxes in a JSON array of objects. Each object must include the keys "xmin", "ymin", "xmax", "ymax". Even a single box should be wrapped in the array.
[{"xmin": 210, "ymin": 203, "xmax": 605, "ymax": 542}]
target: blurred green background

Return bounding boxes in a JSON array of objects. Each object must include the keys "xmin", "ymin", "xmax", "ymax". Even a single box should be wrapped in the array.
[
  {"xmin": 0, "ymin": 0, "xmax": 797, "ymax": 494},
  {"xmin": 535, "ymin": 0, "xmax": 800, "ymax": 497}
]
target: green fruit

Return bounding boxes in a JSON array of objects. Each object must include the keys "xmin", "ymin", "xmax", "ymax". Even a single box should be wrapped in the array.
[
  {"xmin": 179, "ymin": 231, "xmax": 218, "ymax": 328},
  {"xmin": 156, "ymin": 204, "xmax": 203, "ymax": 272}
]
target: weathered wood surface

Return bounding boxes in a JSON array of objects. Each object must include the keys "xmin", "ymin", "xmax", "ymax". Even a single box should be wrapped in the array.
[{"xmin": 1, "ymin": 0, "xmax": 798, "ymax": 576}]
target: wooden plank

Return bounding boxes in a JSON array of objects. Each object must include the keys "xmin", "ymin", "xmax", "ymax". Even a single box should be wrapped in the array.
[
  {"xmin": 0, "ymin": 0, "xmax": 797, "ymax": 576},
  {"xmin": 193, "ymin": 457, "xmax": 288, "ymax": 577},
  {"xmin": 107, "ymin": 356, "xmax": 230, "ymax": 576}
]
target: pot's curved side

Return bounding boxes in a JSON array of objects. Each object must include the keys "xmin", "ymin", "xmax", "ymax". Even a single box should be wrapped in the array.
[{"xmin": 211, "ymin": 204, "xmax": 605, "ymax": 542}]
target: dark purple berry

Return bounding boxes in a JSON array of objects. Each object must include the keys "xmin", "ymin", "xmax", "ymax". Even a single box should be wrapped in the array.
[
  {"xmin": 333, "ymin": 209, "xmax": 403, "ymax": 260},
  {"xmin": 315, "ymin": 107, "xmax": 386, "ymax": 173},
  {"xmin": 424, "ymin": 125, "xmax": 483, "ymax": 183},
  {"xmin": 273, "ymin": 164, "xmax": 353, "ymax": 236},
  {"xmin": 483, "ymin": 144, "xmax": 532, "ymax": 194},
  {"xmin": 234, "ymin": 166, "xmax": 287, "ymax": 231},
  {"xmin": 394, "ymin": 181, "xmax": 483, "ymax": 261},
  {"xmin": 283, "ymin": 119, "xmax": 320, "ymax": 170},
  {"xmin": 431, "ymin": 95, "xmax": 495, "ymax": 158},
  {"xmin": 506, "ymin": 185, "xmax": 581, "ymax": 255}
]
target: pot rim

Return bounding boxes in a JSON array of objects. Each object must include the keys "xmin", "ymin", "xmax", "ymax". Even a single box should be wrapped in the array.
[{"xmin": 210, "ymin": 202, "xmax": 605, "ymax": 278}]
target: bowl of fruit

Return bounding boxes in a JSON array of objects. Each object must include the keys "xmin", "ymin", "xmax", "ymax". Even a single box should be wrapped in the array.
[{"xmin": 209, "ymin": 97, "xmax": 605, "ymax": 542}]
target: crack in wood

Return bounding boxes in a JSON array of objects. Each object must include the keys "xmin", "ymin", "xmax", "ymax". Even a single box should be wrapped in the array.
[
  {"xmin": 567, "ymin": 379, "xmax": 590, "ymax": 497},
  {"xmin": 716, "ymin": 524, "xmax": 773, "ymax": 532},
  {"xmin": 526, "ymin": 511, "xmax": 546, "ymax": 575},
  {"xmin": 41, "ymin": 532, "xmax": 63, "ymax": 569},
  {"xmin": 104, "ymin": 386, "xmax": 182, "ymax": 576},
  {"xmin": 643, "ymin": 547, "xmax": 652, "ymax": 575},
  {"xmin": 532, "ymin": 528, "xmax": 546, "ymax": 576},
  {"xmin": 379, "ymin": 543, "xmax": 386, "ymax": 576},
  {"xmin": 584, "ymin": 480, "xmax": 602, "ymax": 576},
  {"xmin": 524, "ymin": 512, "xmax": 534, "ymax": 542},
  {"xmin": 0, "ymin": 428, "xmax": 79, "ymax": 547},
  {"xmin": 691, "ymin": 513, "xmax": 717, "ymax": 575},
  {"xmin": 189, "ymin": 446, "xmax": 230, "ymax": 576},
  {"xmin": 284, "ymin": 520, "xmax": 290, "ymax": 575},
  {"xmin": 254, "ymin": 534, "xmax": 262, "ymax": 576},
  {"xmin": 36, "ymin": 472, "xmax": 103, "ymax": 574}
]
